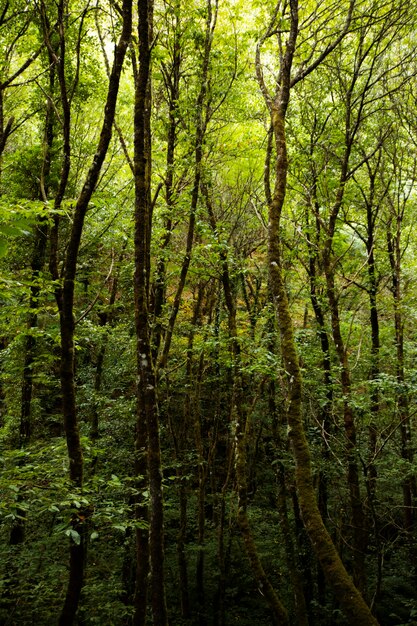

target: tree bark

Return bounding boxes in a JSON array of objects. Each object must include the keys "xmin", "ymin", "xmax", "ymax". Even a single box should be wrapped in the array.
[
  {"xmin": 134, "ymin": 0, "xmax": 168, "ymax": 622},
  {"xmin": 158, "ymin": 0, "xmax": 216, "ymax": 370},
  {"xmin": 51, "ymin": 2, "xmax": 133, "ymax": 623},
  {"xmin": 258, "ymin": 1, "xmax": 378, "ymax": 622},
  {"xmin": 387, "ymin": 211, "xmax": 416, "ymax": 533}
]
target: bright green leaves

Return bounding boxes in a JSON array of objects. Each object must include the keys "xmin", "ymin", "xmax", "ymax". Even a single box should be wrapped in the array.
[{"xmin": 0, "ymin": 200, "xmax": 45, "ymax": 259}]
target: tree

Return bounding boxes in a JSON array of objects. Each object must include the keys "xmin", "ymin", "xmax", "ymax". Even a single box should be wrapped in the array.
[
  {"xmin": 2, "ymin": 0, "xmax": 417, "ymax": 623},
  {"xmin": 256, "ymin": 0, "xmax": 379, "ymax": 622},
  {"xmin": 38, "ymin": 0, "xmax": 133, "ymax": 622}
]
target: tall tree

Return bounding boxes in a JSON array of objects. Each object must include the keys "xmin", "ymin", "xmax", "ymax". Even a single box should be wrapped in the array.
[
  {"xmin": 256, "ymin": 0, "xmax": 378, "ymax": 622},
  {"xmin": 39, "ymin": 1, "xmax": 133, "ymax": 622},
  {"xmin": 133, "ymin": 0, "xmax": 169, "ymax": 623}
]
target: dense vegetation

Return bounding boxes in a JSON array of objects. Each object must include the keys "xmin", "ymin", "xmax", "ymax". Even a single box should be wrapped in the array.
[{"xmin": 1, "ymin": 0, "xmax": 417, "ymax": 624}]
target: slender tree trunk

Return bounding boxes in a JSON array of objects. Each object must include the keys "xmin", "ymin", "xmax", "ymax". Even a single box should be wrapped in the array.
[
  {"xmin": 276, "ymin": 461, "xmax": 309, "ymax": 625},
  {"xmin": 151, "ymin": 3, "xmax": 181, "ymax": 358},
  {"xmin": 177, "ymin": 482, "xmax": 189, "ymax": 618},
  {"xmin": 158, "ymin": 0, "xmax": 216, "ymax": 370},
  {"xmin": 387, "ymin": 215, "xmax": 416, "ymax": 534},
  {"xmin": 189, "ymin": 349, "xmax": 208, "ymax": 626},
  {"xmin": 270, "ymin": 199, "xmax": 377, "ymax": 623},
  {"xmin": 0, "ymin": 337, "xmax": 6, "ymax": 424},
  {"xmin": 213, "ymin": 434, "xmax": 234, "ymax": 626},
  {"xmin": 366, "ymin": 192, "xmax": 380, "ymax": 500},
  {"xmin": 266, "ymin": 292, "xmax": 309, "ymax": 623},
  {"xmin": 322, "ymin": 255, "xmax": 368, "ymax": 594},
  {"xmin": 54, "ymin": 2, "xmax": 133, "ymax": 622},
  {"xmin": 90, "ymin": 261, "xmax": 122, "ymax": 446},
  {"xmin": 176, "ymin": 287, "xmax": 206, "ymax": 619},
  {"xmin": 0, "ymin": 88, "xmax": 14, "ymax": 185},
  {"xmin": 318, "ymin": 84, "xmax": 367, "ymax": 598},
  {"xmin": 205, "ymin": 188, "xmax": 289, "ymax": 624},
  {"xmin": 305, "ymin": 204, "xmax": 334, "ymax": 609},
  {"xmin": 360, "ymin": 167, "xmax": 386, "ymax": 610},
  {"xmin": 9, "ymin": 19, "xmax": 54, "ymax": 550},
  {"xmin": 134, "ymin": 0, "xmax": 168, "ymax": 623}
]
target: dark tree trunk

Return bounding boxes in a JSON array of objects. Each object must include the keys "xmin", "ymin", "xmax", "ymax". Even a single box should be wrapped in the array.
[
  {"xmin": 305, "ymin": 204, "xmax": 333, "ymax": 609},
  {"xmin": 10, "ymin": 27, "xmax": 54, "ymax": 550},
  {"xmin": 151, "ymin": 1, "xmax": 181, "ymax": 359},
  {"xmin": 158, "ymin": 0, "xmax": 216, "ymax": 370},
  {"xmin": 387, "ymin": 214, "xmax": 416, "ymax": 535},
  {"xmin": 42, "ymin": 1, "xmax": 133, "ymax": 622},
  {"xmin": 134, "ymin": 0, "xmax": 168, "ymax": 623},
  {"xmin": 365, "ymin": 181, "xmax": 380, "ymax": 501},
  {"xmin": 90, "ymin": 263, "xmax": 122, "ymax": 446},
  {"xmin": 322, "ymin": 254, "xmax": 368, "ymax": 595}
]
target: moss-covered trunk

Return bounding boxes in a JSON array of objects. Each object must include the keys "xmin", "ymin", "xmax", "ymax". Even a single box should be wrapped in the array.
[
  {"xmin": 261, "ymin": 1, "xmax": 378, "ymax": 622},
  {"xmin": 269, "ymin": 176, "xmax": 377, "ymax": 623}
]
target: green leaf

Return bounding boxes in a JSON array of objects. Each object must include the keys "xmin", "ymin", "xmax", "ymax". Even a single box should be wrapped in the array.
[
  {"xmin": 0, "ymin": 238, "xmax": 7, "ymax": 257},
  {"xmin": 66, "ymin": 529, "xmax": 81, "ymax": 545},
  {"xmin": 112, "ymin": 524, "xmax": 127, "ymax": 533}
]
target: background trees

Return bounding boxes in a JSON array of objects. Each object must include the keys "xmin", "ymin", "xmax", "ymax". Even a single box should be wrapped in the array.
[{"xmin": 1, "ymin": 0, "xmax": 417, "ymax": 624}]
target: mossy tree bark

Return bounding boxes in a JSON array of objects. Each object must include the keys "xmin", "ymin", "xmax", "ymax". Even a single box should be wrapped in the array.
[{"xmin": 257, "ymin": 0, "xmax": 378, "ymax": 623}]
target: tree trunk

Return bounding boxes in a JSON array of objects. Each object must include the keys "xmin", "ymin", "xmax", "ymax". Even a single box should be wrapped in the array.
[
  {"xmin": 48, "ymin": 2, "xmax": 133, "ymax": 622},
  {"xmin": 322, "ymin": 255, "xmax": 368, "ymax": 595},
  {"xmin": 150, "ymin": 1, "xmax": 181, "ymax": 359},
  {"xmin": 387, "ymin": 213, "xmax": 416, "ymax": 536},
  {"xmin": 205, "ymin": 188, "xmax": 290, "ymax": 624},
  {"xmin": 134, "ymin": 0, "xmax": 168, "ymax": 622},
  {"xmin": 261, "ymin": 1, "xmax": 377, "ymax": 621},
  {"xmin": 305, "ymin": 204, "xmax": 333, "ymax": 609},
  {"xmin": 158, "ymin": 0, "xmax": 216, "ymax": 370}
]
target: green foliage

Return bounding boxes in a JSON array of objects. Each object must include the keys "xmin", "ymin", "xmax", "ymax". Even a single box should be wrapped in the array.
[{"xmin": 2, "ymin": 0, "xmax": 417, "ymax": 623}]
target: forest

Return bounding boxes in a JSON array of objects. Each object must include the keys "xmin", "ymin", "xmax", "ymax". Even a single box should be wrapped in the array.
[{"xmin": 1, "ymin": 0, "xmax": 417, "ymax": 624}]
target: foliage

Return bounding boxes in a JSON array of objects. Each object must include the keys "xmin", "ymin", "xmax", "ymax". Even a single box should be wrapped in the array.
[{"xmin": 1, "ymin": 0, "xmax": 417, "ymax": 624}]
